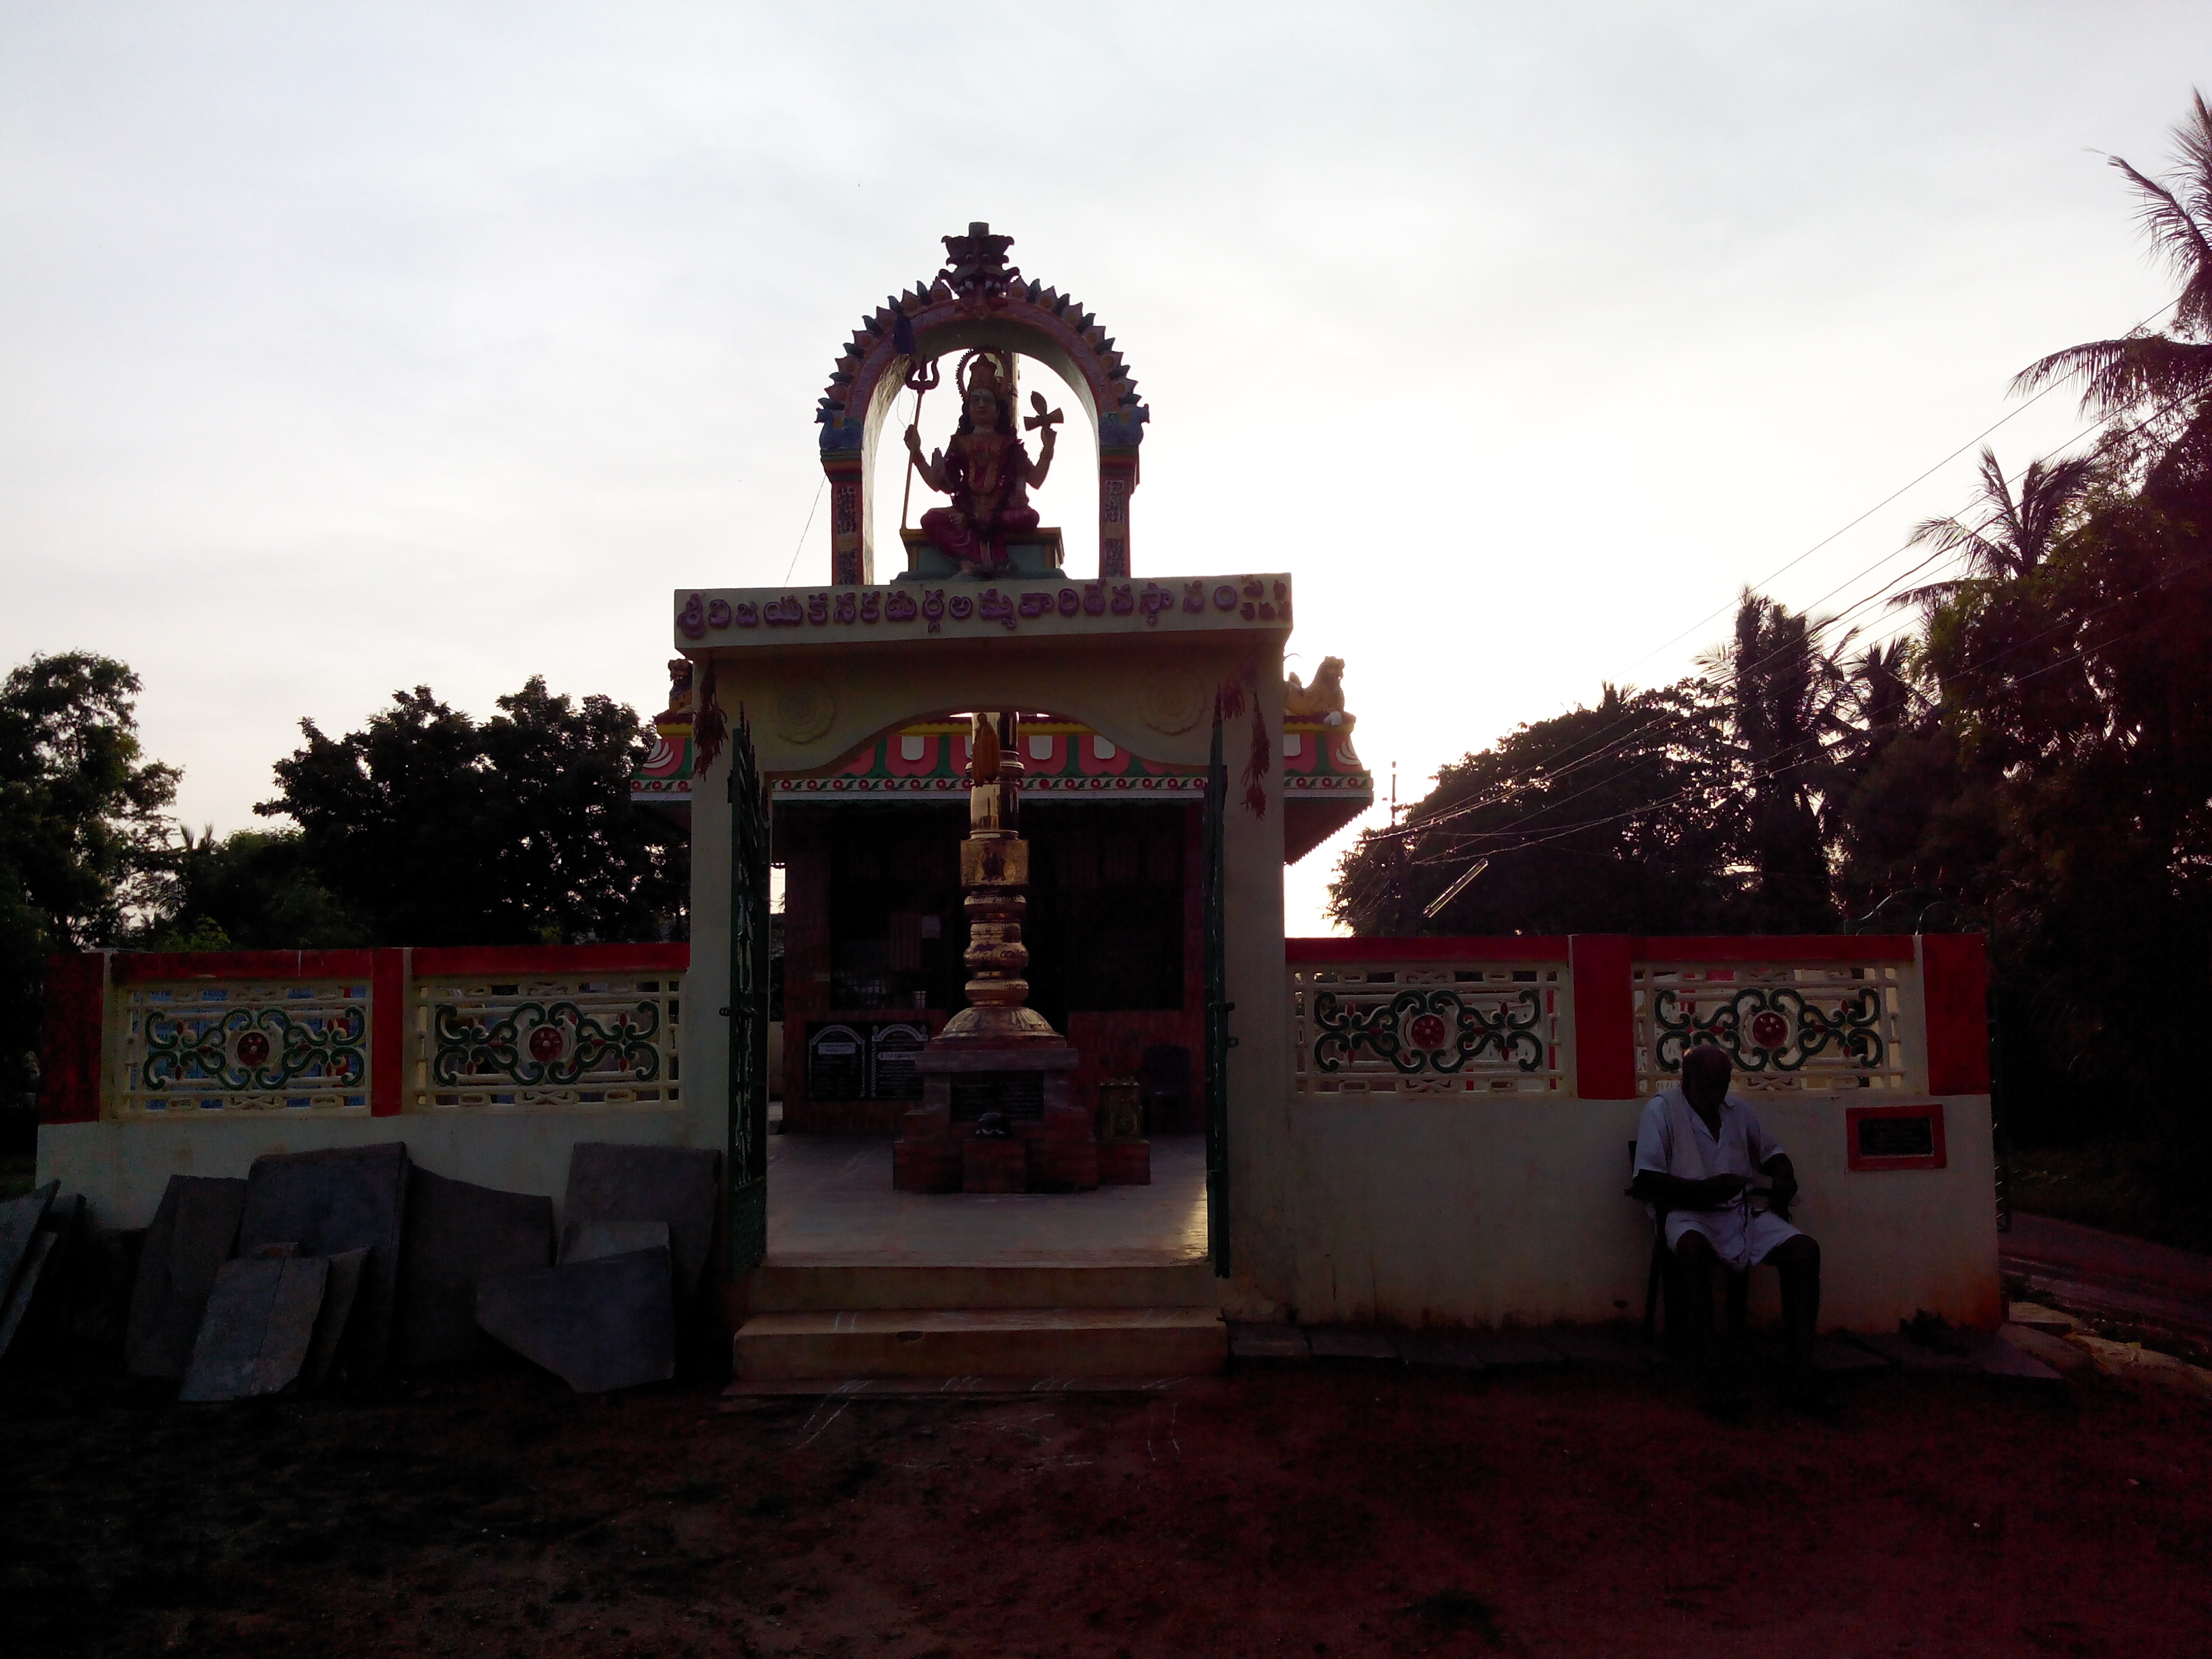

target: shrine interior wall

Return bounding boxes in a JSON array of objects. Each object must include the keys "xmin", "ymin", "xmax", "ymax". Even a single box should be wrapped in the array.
[{"xmin": 777, "ymin": 801, "xmax": 1206, "ymax": 1135}]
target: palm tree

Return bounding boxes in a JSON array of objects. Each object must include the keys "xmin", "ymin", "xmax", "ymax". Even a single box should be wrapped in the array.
[
  {"xmin": 1844, "ymin": 638, "xmax": 1918, "ymax": 753},
  {"xmin": 1697, "ymin": 592, "xmax": 1850, "ymax": 928},
  {"xmin": 2013, "ymin": 91, "xmax": 2212, "ymax": 479},
  {"xmin": 1891, "ymin": 445, "xmax": 2099, "ymax": 611}
]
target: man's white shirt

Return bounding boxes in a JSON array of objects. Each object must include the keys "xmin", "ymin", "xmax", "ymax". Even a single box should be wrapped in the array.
[{"xmin": 1633, "ymin": 1087, "xmax": 1802, "ymax": 1269}]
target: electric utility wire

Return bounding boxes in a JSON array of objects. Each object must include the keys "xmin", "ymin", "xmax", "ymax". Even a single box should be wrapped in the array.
[
  {"xmin": 1391, "ymin": 329, "xmax": 2195, "ymax": 838},
  {"xmin": 1345, "ymin": 534, "xmax": 2212, "ymax": 912},
  {"xmin": 1375, "ymin": 377, "xmax": 2204, "ymax": 852},
  {"xmin": 1620, "ymin": 301, "xmax": 2177, "ymax": 674},
  {"xmin": 780, "ymin": 478, "xmax": 827, "ymax": 587},
  {"xmin": 1399, "ymin": 543, "xmax": 2212, "ymax": 875}
]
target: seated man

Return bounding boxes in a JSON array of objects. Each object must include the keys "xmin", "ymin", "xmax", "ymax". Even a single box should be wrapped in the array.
[{"xmin": 1632, "ymin": 1044, "xmax": 1822, "ymax": 1397}]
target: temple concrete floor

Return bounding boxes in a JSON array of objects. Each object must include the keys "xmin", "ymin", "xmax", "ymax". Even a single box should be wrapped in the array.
[{"xmin": 764, "ymin": 1132, "xmax": 1208, "ymax": 1267}]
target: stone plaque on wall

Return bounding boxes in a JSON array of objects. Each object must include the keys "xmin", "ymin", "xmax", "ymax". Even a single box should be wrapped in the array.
[
  {"xmin": 948, "ymin": 1071, "xmax": 1045, "ymax": 1123},
  {"xmin": 870, "ymin": 1022, "xmax": 928, "ymax": 1101},
  {"xmin": 804, "ymin": 1023, "xmax": 867, "ymax": 1101}
]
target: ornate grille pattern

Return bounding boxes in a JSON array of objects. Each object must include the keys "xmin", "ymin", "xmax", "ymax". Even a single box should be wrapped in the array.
[
  {"xmin": 1290, "ymin": 962, "xmax": 1565, "ymax": 1096},
  {"xmin": 414, "ymin": 974, "xmax": 682, "ymax": 1111},
  {"xmin": 1634, "ymin": 960, "xmax": 1908, "ymax": 1094},
  {"xmin": 118, "ymin": 981, "xmax": 371, "ymax": 1115}
]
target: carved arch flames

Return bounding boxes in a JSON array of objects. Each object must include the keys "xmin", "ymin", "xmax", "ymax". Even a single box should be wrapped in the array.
[{"xmin": 817, "ymin": 222, "xmax": 1149, "ymax": 586}]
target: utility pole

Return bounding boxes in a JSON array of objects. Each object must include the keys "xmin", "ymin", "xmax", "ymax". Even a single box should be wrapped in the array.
[{"xmin": 1388, "ymin": 762, "xmax": 1412, "ymax": 935}]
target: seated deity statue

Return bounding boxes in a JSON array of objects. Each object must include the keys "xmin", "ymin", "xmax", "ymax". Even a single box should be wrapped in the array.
[{"xmin": 904, "ymin": 352, "xmax": 1057, "ymax": 575}]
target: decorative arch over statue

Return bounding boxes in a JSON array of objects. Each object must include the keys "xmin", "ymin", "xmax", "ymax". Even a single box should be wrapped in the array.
[{"xmin": 816, "ymin": 223, "xmax": 1149, "ymax": 585}]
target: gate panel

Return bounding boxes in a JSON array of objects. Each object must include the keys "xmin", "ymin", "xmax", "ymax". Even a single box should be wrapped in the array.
[
  {"xmin": 727, "ymin": 709, "xmax": 773, "ymax": 1275},
  {"xmin": 1203, "ymin": 705, "xmax": 1231, "ymax": 1278}
]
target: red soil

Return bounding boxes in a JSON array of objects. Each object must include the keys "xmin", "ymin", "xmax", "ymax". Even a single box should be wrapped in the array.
[{"xmin": 4, "ymin": 1356, "xmax": 2208, "ymax": 1658}]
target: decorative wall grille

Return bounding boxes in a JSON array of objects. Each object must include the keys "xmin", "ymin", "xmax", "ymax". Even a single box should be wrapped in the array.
[
  {"xmin": 117, "ymin": 981, "xmax": 371, "ymax": 1115},
  {"xmin": 1633, "ymin": 960, "xmax": 1908, "ymax": 1095},
  {"xmin": 1290, "ymin": 962, "xmax": 1565, "ymax": 1096},
  {"xmin": 413, "ymin": 973, "xmax": 682, "ymax": 1111}
]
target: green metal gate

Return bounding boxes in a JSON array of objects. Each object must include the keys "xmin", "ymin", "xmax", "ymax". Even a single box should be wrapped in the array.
[
  {"xmin": 726, "ymin": 708, "xmax": 773, "ymax": 1275},
  {"xmin": 1202, "ymin": 705, "xmax": 1231, "ymax": 1277}
]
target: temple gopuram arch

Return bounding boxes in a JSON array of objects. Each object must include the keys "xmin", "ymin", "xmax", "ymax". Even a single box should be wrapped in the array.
[{"xmin": 817, "ymin": 222, "xmax": 1147, "ymax": 584}]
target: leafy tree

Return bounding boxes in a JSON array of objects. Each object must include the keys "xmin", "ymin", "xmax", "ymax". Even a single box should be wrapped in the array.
[
  {"xmin": 1330, "ymin": 681, "xmax": 1754, "ymax": 937},
  {"xmin": 138, "ymin": 826, "xmax": 365, "ymax": 952},
  {"xmin": 0, "ymin": 653, "xmax": 178, "ymax": 1097},
  {"xmin": 259, "ymin": 678, "xmax": 686, "ymax": 946}
]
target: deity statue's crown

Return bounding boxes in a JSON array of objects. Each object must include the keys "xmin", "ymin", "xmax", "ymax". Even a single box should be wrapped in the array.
[{"xmin": 958, "ymin": 349, "xmax": 1010, "ymax": 404}]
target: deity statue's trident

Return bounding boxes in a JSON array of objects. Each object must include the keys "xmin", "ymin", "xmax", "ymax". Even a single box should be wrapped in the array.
[{"xmin": 894, "ymin": 312, "xmax": 941, "ymax": 531}]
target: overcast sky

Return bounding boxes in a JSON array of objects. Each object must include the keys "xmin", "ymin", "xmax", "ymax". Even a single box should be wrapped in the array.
[{"xmin": 3, "ymin": 3, "xmax": 2205, "ymax": 933}]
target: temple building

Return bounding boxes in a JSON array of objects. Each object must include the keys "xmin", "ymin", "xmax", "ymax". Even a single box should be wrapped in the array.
[{"xmin": 35, "ymin": 224, "xmax": 2003, "ymax": 1387}]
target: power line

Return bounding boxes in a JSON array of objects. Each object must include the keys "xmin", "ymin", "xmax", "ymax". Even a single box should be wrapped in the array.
[
  {"xmin": 1375, "ymin": 376, "xmax": 2204, "ymax": 852},
  {"xmin": 779, "ymin": 478, "xmax": 827, "ymax": 587},
  {"xmin": 1622, "ymin": 300, "xmax": 2175, "ymax": 673},
  {"xmin": 1390, "ymin": 544, "xmax": 2212, "ymax": 884}
]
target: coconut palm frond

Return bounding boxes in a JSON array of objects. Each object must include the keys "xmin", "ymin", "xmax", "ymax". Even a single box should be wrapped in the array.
[
  {"xmin": 2013, "ymin": 453, "xmax": 2100, "ymax": 558},
  {"xmin": 2112, "ymin": 155, "xmax": 2212, "ymax": 307},
  {"xmin": 1889, "ymin": 578, "xmax": 1967, "ymax": 613},
  {"xmin": 1898, "ymin": 445, "xmax": 2097, "ymax": 613},
  {"xmin": 2012, "ymin": 335, "xmax": 2212, "ymax": 428},
  {"xmin": 2158, "ymin": 90, "xmax": 2212, "ymax": 334}
]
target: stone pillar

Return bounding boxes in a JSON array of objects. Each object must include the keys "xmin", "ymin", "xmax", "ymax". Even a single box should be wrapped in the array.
[
  {"xmin": 1099, "ymin": 451, "xmax": 1138, "ymax": 578},
  {"xmin": 825, "ymin": 451, "xmax": 865, "ymax": 586}
]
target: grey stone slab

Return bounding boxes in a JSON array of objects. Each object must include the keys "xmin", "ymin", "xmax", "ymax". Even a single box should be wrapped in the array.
[
  {"xmin": 2001, "ymin": 1323, "xmax": 2095, "ymax": 1378},
  {"xmin": 1393, "ymin": 1330, "xmax": 1492, "ymax": 1372},
  {"xmin": 1228, "ymin": 1322, "xmax": 1311, "ymax": 1360},
  {"xmin": 476, "ymin": 1246, "xmax": 676, "ymax": 1394},
  {"xmin": 394, "ymin": 1166, "xmax": 554, "ymax": 1369},
  {"xmin": 565, "ymin": 1143, "xmax": 717, "ymax": 1308},
  {"xmin": 178, "ymin": 1254, "xmax": 329, "ymax": 1402},
  {"xmin": 562, "ymin": 1220, "xmax": 670, "ymax": 1265},
  {"xmin": 240, "ymin": 1143, "xmax": 408, "ymax": 1375},
  {"xmin": 1305, "ymin": 1327, "xmax": 1399, "ymax": 1361},
  {"xmin": 182, "ymin": 1258, "xmax": 288, "ymax": 1399},
  {"xmin": 1944, "ymin": 1326, "xmax": 2064, "ymax": 1382},
  {"xmin": 0, "ymin": 1230, "xmax": 57, "ymax": 1361},
  {"xmin": 1546, "ymin": 1326, "xmax": 1660, "ymax": 1368},
  {"xmin": 0, "ymin": 1193, "xmax": 85, "ymax": 1362},
  {"xmin": 0, "ymin": 1181, "xmax": 57, "ymax": 1311},
  {"xmin": 2007, "ymin": 1300, "xmax": 2080, "ymax": 1333},
  {"xmin": 305, "ymin": 1248, "xmax": 369, "ymax": 1387},
  {"xmin": 1849, "ymin": 1330, "xmax": 1979, "ymax": 1373},
  {"xmin": 1810, "ymin": 1336, "xmax": 1892, "ymax": 1373},
  {"xmin": 125, "ymin": 1175, "xmax": 249, "ymax": 1380}
]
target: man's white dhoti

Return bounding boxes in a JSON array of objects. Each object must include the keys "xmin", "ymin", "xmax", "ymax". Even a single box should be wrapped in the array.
[{"xmin": 1633, "ymin": 1086, "xmax": 1801, "ymax": 1271}]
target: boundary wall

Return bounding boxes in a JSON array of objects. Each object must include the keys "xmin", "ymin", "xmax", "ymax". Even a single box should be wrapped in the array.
[
  {"xmin": 36, "ymin": 945, "xmax": 708, "ymax": 1231},
  {"xmin": 1267, "ymin": 933, "xmax": 1999, "ymax": 1331},
  {"xmin": 38, "ymin": 933, "xmax": 2001, "ymax": 1332}
]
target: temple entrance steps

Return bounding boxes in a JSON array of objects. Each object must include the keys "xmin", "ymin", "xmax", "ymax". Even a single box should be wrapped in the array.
[
  {"xmin": 732, "ymin": 1303, "xmax": 1225, "ymax": 1380},
  {"xmin": 743, "ymin": 1136, "xmax": 1221, "ymax": 1380},
  {"xmin": 745, "ymin": 1258, "xmax": 1216, "ymax": 1313}
]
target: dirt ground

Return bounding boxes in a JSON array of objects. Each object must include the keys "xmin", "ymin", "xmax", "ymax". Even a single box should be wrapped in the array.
[{"xmin": 4, "ymin": 1351, "xmax": 2209, "ymax": 1659}]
